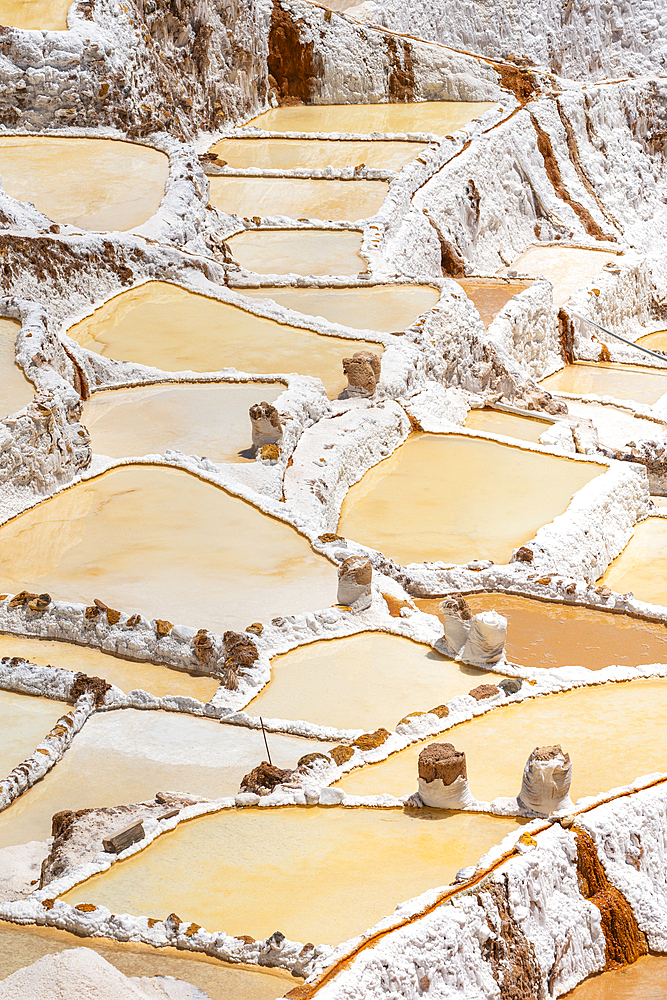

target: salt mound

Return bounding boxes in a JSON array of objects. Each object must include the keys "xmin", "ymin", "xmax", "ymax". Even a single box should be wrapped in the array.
[{"xmin": 0, "ymin": 948, "xmax": 211, "ymax": 1000}]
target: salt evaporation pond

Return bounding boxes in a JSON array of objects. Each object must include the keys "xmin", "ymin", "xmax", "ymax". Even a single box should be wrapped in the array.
[
  {"xmin": 227, "ymin": 229, "xmax": 365, "ymax": 276},
  {"xmin": 336, "ymin": 679, "xmax": 667, "ymax": 803},
  {"xmin": 0, "ymin": 319, "xmax": 34, "ymax": 418},
  {"xmin": 599, "ymin": 518, "xmax": 667, "ymax": 607},
  {"xmin": 637, "ymin": 329, "xmax": 667, "ymax": 352},
  {"xmin": 0, "ymin": 465, "xmax": 337, "ymax": 632},
  {"xmin": 246, "ymin": 633, "xmax": 507, "ymax": 731},
  {"xmin": 69, "ymin": 282, "xmax": 382, "ymax": 395},
  {"xmin": 0, "ymin": 138, "xmax": 169, "ymax": 231},
  {"xmin": 463, "ymin": 407, "xmax": 551, "ymax": 443},
  {"xmin": 568, "ymin": 953, "xmax": 667, "ymax": 999},
  {"xmin": 416, "ymin": 593, "xmax": 667, "ymax": 670},
  {"xmin": 209, "ymin": 176, "xmax": 388, "ymax": 221},
  {"xmin": 0, "ymin": 690, "xmax": 68, "ymax": 779},
  {"xmin": 245, "ymin": 101, "xmax": 496, "ymax": 135},
  {"xmin": 0, "ymin": 634, "xmax": 219, "ymax": 701},
  {"xmin": 506, "ymin": 246, "xmax": 619, "ymax": 306},
  {"xmin": 539, "ymin": 361, "xmax": 667, "ymax": 405},
  {"xmin": 337, "ymin": 433, "xmax": 602, "ymax": 565},
  {"xmin": 456, "ymin": 279, "xmax": 531, "ymax": 327},
  {"xmin": 0, "ymin": 0, "xmax": 70, "ymax": 30},
  {"xmin": 60, "ymin": 807, "xmax": 523, "ymax": 945},
  {"xmin": 0, "ymin": 710, "xmax": 327, "ymax": 848},
  {"xmin": 211, "ymin": 137, "xmax": 428, "ymax": 170},
  {"xmin": 563, "ymin": 399, "xmax": 664, "ymax": 451},
  {"xmin": 243, "ymin": 283, "xmax": 439, "ymax": 333},
  {"xmin": 0, "ymin": 926, "xmax": 293, "ymax": 1000},
  {"xmin": 83, "ymin": 382, "xmax": 284, "ymax": 464}
]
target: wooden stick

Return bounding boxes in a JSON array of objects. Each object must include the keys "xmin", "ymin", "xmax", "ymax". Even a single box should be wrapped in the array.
[{"xmin": 259, "ymin": 716, "xmax": 272, "ymax": 765}]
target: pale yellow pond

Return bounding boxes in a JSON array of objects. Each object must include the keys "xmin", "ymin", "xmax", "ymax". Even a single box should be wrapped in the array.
[
  {"xmin": 463, "ymin": 408, "xmax": 550, "ymax": 444},
  {"xmin": 246, "ymin": 633, "xmax": 505, "ymax": 731},
  {"xmin": 539, "ymin": 361, "xmax": 667, "ymax": 405},
  {"xmin": 567, "ymin": 954, "xmax": 667, "ymax": 1000},
  {"xmin": 337, "ymin": 433, "xmax": 602, "ymax": 565},
  {"xmin": 0, "ymin": 465, "xmax": 337, "ymax": 632},
  {"xmin": 637, "ymin": 329, "xmax": 667, "ymax": 352},
  {"xmin": 336, "ymin": 679, "xmax": 667, "ymax": 803},
  {"xmin": 228, "ymin": 229, "xmax": 365, "ymax": 276},
  {"xmin": 0, "ymin": 0, "xmax": 70, "ymax": 29},
  {"xmin": 563, "ymin": 399, "xmax": 665, "ymax": 451},
  {"xmin": 456, "ymin": 279, "xmax": 531, "ymax": 327},
  {"xmin": 83, "ymin": 382, "xmax": 284, "ymax": 463},
  {"xmin": 416, "ymin": 593, "xmax": 667, "ymax": 670},
  {"xmin": 0, "ymin": 926, "xmax": 294, "ymax": 1000},
  {"xmin": 242, "ymin": 283, "xmax": 439, "ymax": 333},
  {"xmin": 599, "ymin": 518, "xmax": 667, "ymax": 607},
  {"xmin": 0, "ymin": 319, "xmax": 33, "ymax": 419},
  {"xmin": 60, "ymin": 807, "xmax": 523, "ymax": 945},
  {"xmin": 69, "ymin": 282, "xmax": 382, "ymax": 396},
  {"xmin": 211, "ymin": 138, "xmax": 428, "ymax": 170},
  {"xmin": 0, "ymin": 634, "xmax": 219, "ymax": 702},
  {"xmin": 507, "ymin": 246, "xmax": 619, "ymax": 307},
  {"xmin": 0, "ymin": 138, "xmax": 168, "ymax": 232},
  {"xmin": 209, "ymin": 176, "xmax": 388, "ymax": 221},
  {"xmin": 0, "ymin": 710, "xmax": 327, "ymax": 848},
  {"xmin": 245, "ymin": 102, "xmax": 496, "ymax": 135},
  {"xmin": 0, "ymin": 690, "xmax": 67, "ymax": 780}
]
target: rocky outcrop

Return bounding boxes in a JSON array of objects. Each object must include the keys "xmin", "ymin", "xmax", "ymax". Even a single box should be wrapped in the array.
[
  {"xmin": 337, "ymin": 555, "xmax": 372, "ymax": 610},
  {"xmin": 518, "ymin": 745, "xmax": 574, "ymax": 817}
]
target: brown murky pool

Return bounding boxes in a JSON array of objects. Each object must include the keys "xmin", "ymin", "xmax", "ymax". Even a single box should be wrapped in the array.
[
  {"xmin": 210, "ymin": 138, "xmax": 428, "ymax": 170},
  {"xmin": 0, "ymin": 138, "xmax": 169, "ymax": 232},
  {"xmin": 0, "ymin": 634, "xmax": 219, "ymax": 702},
  {"xmin": 456, "ymin": 279, "xmax": 531, "ymax": 327},
  {"xmin": 67, "ymin": 282, "xmax": 383, "ymax": 397},
  {"xmin": 463, "ymin": 408, "xmax": 551, "ymax": 444},
  {"xmin": 244, "ymin": 102, "xmax": 497, "ymax": 135},
  {"xmin": 246, "ymin": 632, "xmax": 505, "ymax": 731},
  {"xmin": 539, "ymin": 362, "xmax": 667, "ymax": 405},
  {"xmin": 0, "ymin": 710, "xmax": 327, "ymax": 848},
  {"xmin": 60, "ymin": 806, "xmax": 523, "ymax": 945},
  {"xmin": 0, "ymin": 0, "xmax": 70, "ymax": 29},
  {"xmin": 242, "ymin": 283, "xmax": 439, "ymax": 333},
  {"xmin": 337, "ymin": 433, "xmax": 602, "ymax": 565},
  {"xmin": 227, "ymin": 229, "xmax": 365, "ymax": 276},
  {"xmin": 506, "ymin": 246, "xmax": 619, "ymax": 307},
  {"xmin": 0, "ymin": 319, "xmax": 34, "ymax": 419},
  {"xmin": 0, "ymin": 925, "xmax": 293, "ymax": 1000},
  {"xmin": 0, "ymin": 465, "xmax": 338, "ymax": 632},
  {"xmin": 566, "ymin": 954, "xmax": 667, "ymax": 999},
  {"xmin": 336, "ymin": 678, "xmax": 667, "ymax": 803},
  {"xmin": 83, "ymin": 382, "xmax": 284, "ymax": 463},
  {"xmin": 599, "ymin": 518, "xmax": 667, "ymax": 608},
  {"xmin": 209, "ymin": 176, "xmax": 388, "ymax": 221},
  {"xmin": 0, "ymin": 690, "xmax": 68, "ymax": 780},
  {"xmin": 416, "ymin": 593, "xmax": 667, "ymax": 670}
]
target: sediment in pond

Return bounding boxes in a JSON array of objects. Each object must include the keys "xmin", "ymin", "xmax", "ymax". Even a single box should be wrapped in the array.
[
  {"xmin": 337, "ymin": 432, "xmax": 602, "ymax": 565},
  {"xmin": 0, "ymin": 138, "xmax": 169, "ymax": 232},
  {"xmin": 210, "ymin": 138, "xmax": 428, "ymax": 170},
  {"xmin": 227, "ymin": 230, "xmax": 365, "ymax": 276},
  {"xmin": 244, "ymin": 102, "xmax": 497, "ymax": 135},
  {"xmin": 599, "ymin": 518, "xmax": 667, "ymax": 607},
  {"xmin": 539, "ymin": 362, "xmax": 667, "ymax": 405},
  {"xmin": 208, "ymin": 176, "xmax": 388, "ymax": 221},
  {"xmin": 506, "ymin": 246, "xmax": 619, "ymax": 307}
]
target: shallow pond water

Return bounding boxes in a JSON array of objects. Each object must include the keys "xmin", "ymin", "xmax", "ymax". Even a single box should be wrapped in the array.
[
  {"xmin": 0, "ymin": 690, "xmax": 68, "ymax": 780},
  {"xmin": 0, "ymin": 0, "xmax": 70, "ymax": 30},
  {"xmin": 0, "ymin": 319, "xmax": 34, "ymax": 419},
  {"xmin": 539, "ymin": 362, "xmax": 667, "ymax": 405},
  {"xmin": 0, "ymin": 634, "xmax": 219, "ymax": 702},
  {"xmin": 599, "ymin": 518, "xmax": 667, "ymax": 607},
  {"xmin": 246, "ymin": 632, "xmax": 506, "ymax": 731},
  {"xmin": 245, "ymin": 102, "xmax": 497, "ymax": 135},
  {"xmin": 566, "ymin": 954, "xmax": 667, "ymax": 999},
  {"xmin": 416, "ymin": 593, "xmax": 667, "ymax": 670},
  {"xmin": 636, "ymin": 330, "xmax": 667, "ymax": 353},
  {"xmin": 463, "ymin": 408, "xmax": 550, "ymax": 444},
  {"xmin": 0, "ymin": 926, "xmax": 293, "ymax": 1000},
  {"xmin": 0, "ymin": 465, "xmax": 337, "ymax": 633},
  {"xmin": 242, "ymin": 283, "xmax": 439, "ymax": 333},
  {"xmin": 563, "ymin": 399, "xmax": 664, "ymax": 451},
  {"xmin": 60, "ymin": 806, "xmax": 523, "ymax": 945},
  {"xmin": 68, "ymin": 282, "xmax": 383, "ymax": 398},
  {"xmin": 208, "ymin": 176, "xmax": 388, "ymax": 221},
  {"xmin": 337, "ymin": 433, "xmax": 603, "ymax": 565},
  {"xmin": 0, "ymin": 709, "xmax": 327, "ymax": 848},
  {"xmin": 83, "ymin": 382, "xmax": 284, "ymax": 464},
  {"xmin": 506, "ymin": 246, "xmax": 619, "ymax": 307},
  {"xmin": 227, "ymin": 229, "xmax": 365, "ymax": 276},
  {"xmin": 456, "ymin": 279, "xmax": 531, "ymax": 327},
  {"xmin": 210, "ymin": 137, "xmax": 428, "ymax": 170},
  {"xmin": 0, "ymin": 137, "xmax": 168, "ymax": 231},
  {"xmin": 336, "ymin": 678, "xmax": 667, "ymax": 803}
]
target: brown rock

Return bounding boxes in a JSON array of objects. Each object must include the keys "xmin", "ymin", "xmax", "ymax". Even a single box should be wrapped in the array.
[
  {"xmin": 69, "ymin": 673, "xmax": 111, "ymax": 707},
  {"xmin": 75, "ymin": 903, "xmax": 96, "ymax": 912},
  {"xmin": 513, "ymin": 546, "xmax": 534, "ymax": 563},
  {"xmin": 339, "ymin": 555, "xmax": 372, "ymax": 587},
  {"xmin": 102, "ymin": 820, "xmax": 145, "ymax": 854},
  {"xmin": 126, "ymin": 614, "xmax": 141, "ymax": 627},
  {"xmin": 8, "ymin": 590, "xmax": 37, "ymax": 609},
  {"xmin": 418, "ymin": 743, "xmax": 467, "ymax": 785},
  {"xmin": 28, "ymin": 593, "xmax": 51, "ymax": 612},
  {"xmin": 329, "ymin": 745, "xmax": 355, "ymax": 765},
  {"xmin": 240, "ymin": 760, "xmax": 292, "ymax": 795},
  {"xmin": 352, "ymin": 728, "xmax": 391, "ymax": 751},
  {"xmin": 84, "ymin": 605, "xmax": 100, "ymax": 620},
  {"xmin": 260, "ymin": 443, "xmax": 280, "ymax": 461},
  {"xmin": 469, "ymin": 683, "xmax": 500, "ymax": 701},
  {"xmin": 428, "ymin": 704, "xmax": 450, "ymax": 719},
  {"xmin": 246, "ymin": 623, "xmax": 264, "ymax": 636},
  {"xmin": 342, "ymin": 354, "xmax": 379, "ymax": 395},
  {"xmin": 297, "ymin": 752, "xmax": 330, "ymax": 769},
  {"xmin": 318, "ymin": 533, "xmax": 345, "ymax": 544},
  {"xmin": 185, "ymin": 922, "xmax": 201, "ymax": 937},
  {"xmin": 398, "ymin": 711, "xmax": 425, "ymax": 726},
  {"xmin": 194, "ymin": 628, "xmax": 212, "ymax": 662},
  {"xmin": 155, "ymin": 619, "xmax": 173, "ymax": 636}
]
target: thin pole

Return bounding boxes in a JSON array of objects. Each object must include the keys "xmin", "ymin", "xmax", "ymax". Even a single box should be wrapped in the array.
[
  {"xmin": 259, "ymin": 717, "xmax": 272, "ymax": 766},
  {"xmin": 572, "ymin": 313, "xmax": 667, "ymax": 367}
]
